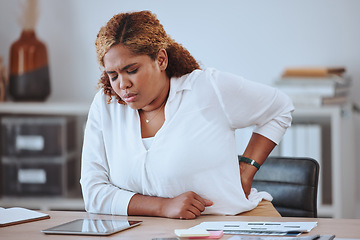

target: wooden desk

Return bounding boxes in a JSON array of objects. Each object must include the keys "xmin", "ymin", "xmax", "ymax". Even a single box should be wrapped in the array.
[{"xmin": 1, "ymin": 211, "xmax": 360, "ymax": 239}]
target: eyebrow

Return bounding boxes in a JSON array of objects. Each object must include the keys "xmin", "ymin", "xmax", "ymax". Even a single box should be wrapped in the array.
[{"xmin": 106, "ymin": 63, "xmax": 137, "ymax": 74}]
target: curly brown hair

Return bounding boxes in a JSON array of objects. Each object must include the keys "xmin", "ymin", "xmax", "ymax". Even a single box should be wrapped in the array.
[{"xmin": 95, "ymin": 10, "xmax": 201, "ymax": 104}]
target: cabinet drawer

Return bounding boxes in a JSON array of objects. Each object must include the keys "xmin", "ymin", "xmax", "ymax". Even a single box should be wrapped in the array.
[
  {"xmin": 1, "ymin": 116, "xmax": 76, "ymax": 157},
  {"xmin": 1, "ymin": 155, "xmax": 78, "ymax": 196}
]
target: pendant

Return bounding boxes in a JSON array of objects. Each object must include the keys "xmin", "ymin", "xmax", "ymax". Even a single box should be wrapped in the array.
[{"xmin": 146, "ymin": 119, "xmax": 149, "ymax": 123}]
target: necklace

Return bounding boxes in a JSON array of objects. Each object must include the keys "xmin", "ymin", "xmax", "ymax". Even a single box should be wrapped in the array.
[{"xmin": 141, "ymin": 102, "xmax": 165, "ymax": 124}]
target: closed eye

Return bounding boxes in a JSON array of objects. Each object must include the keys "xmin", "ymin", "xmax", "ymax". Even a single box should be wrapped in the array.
[
  {"xmin": 110, "ymin": 75, "xmax": 118, "ymax": 81},
  {"xmin": 127, "ymin": 68, "xmax": 138, "ymax": 74},
  {"xmin": 106, "ymin": 71, "xmax": 118, "ymax": 81}
]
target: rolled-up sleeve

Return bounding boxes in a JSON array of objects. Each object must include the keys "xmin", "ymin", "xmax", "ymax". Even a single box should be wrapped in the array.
[
  {"xmin": 208, "ymin": 68, "xmax": 294, "ymax": 144},
  {"xmin": 80, "ymin": 92, "xmax": 135, "ymax": 215}
]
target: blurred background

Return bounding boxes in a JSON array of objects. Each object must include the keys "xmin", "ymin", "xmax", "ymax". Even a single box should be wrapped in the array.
[{"xmin": 0, "ymin": 0, "xmax": 359, "ymax": 218}]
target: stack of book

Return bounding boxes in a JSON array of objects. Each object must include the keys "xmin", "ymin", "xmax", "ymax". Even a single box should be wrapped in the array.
[{"xmin": 273, "ymin": 67, "xmax": 351, "ymax": 107}]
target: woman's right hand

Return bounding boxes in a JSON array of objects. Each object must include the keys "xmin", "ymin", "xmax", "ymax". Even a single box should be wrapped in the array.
[{"xmin": 161, "ymin": 191, "xmax": 213, "ymax": 219}]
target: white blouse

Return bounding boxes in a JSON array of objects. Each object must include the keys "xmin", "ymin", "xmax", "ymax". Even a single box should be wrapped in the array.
[
  {"xmin": 142, "ymin": 137, "xmax": 154, "ymax": 150},
  {"xmin": 80, "ymin": 68, "xmax": 294, "ymax": 216}
]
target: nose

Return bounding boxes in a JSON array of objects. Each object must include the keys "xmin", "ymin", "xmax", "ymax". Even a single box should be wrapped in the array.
[{"xmin": 119, "ymin": 75, "xmax": 132, "ymax": 90}]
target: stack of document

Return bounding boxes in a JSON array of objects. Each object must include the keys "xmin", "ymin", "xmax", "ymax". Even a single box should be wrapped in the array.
[
  {"xmin": 190, "ymin": 221, "xmax": 318, "ymax": 236},
  {"xmin": 273, "ymin": 66, "xmax": 351, "ymax": 107},
  {"xmin": 228, "ymin": 235, "xmax": 335, "ymax": 240}
]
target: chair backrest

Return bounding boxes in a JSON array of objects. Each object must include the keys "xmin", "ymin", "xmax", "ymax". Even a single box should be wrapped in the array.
[{"xmin": 248, "ymin": 156, "xmax": 319, "ymax": 218}]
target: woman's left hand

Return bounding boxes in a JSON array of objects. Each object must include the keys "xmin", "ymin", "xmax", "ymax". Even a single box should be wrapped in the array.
[{"xmin": 239, "ymin": 162, "xmax": 256, "ymax": 198}]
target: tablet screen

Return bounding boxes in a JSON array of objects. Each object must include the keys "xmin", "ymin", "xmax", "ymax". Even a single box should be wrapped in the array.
[{"xmin": 41, "ymin": 218, "xmax": 142, "ymax": 236}]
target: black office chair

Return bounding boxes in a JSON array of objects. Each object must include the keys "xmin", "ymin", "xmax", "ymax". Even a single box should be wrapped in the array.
[{"xmin": 242, "ymin": 156, "xmax": 320, "ymax": 218}]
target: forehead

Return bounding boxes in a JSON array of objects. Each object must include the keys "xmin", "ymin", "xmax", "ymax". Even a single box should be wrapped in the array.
[{"xmin": 103, "ymin": 44, "xmax": 141, "ymax": 70}]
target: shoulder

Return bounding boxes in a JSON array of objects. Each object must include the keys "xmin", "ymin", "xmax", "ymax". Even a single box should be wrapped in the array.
[
  {"xmin": 89, "ymin": 89, "xmax": 126, "ymax": 115},
  {"xmin": 92, "ymin": 89, "xmax": 113, "ymax": 103},
  {"xmin": 169, "ymin": 68, "xmax": 246, "ymax": 96},
  {"xmin": 180, "ymin": 68, "xmax": 218, "ymax": 81},
  {"xmin": 184, "ymin": 68, "xmax": 245, "ymax": 85},
  {"xmin": 89, "ymin": 89, "xmax": 108, "ymax": 111},
  {"xmin": 171, "ymin": 68, "xmax": 220, "ymax": 89},
  {"xmin": 191, "ymin": 68, "xmax": 248, "ymax": 93}
]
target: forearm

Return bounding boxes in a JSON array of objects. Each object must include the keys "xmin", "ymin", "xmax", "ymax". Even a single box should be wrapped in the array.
[
  {"xmin": 128, "ymin": 191, "xmax": 213, "ymax": 219},
  {"xmin": 241, "ymin": 132, "xmax": 276, "ymax": 174},
  {"xmin": 240, "ymin": 133, "xmax": 276, "ymax": 196},
  {"xmin": 127, "ymin": 194, "xmax": 166, "ymax": 217}
]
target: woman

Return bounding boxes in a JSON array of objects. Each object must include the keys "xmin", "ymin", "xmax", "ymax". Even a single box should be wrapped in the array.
[{"xmin": 80, "ymin": 10, "xmax": 294, "ymax": 219}]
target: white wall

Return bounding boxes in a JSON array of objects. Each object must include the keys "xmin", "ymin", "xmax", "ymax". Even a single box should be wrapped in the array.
[{"xmin": 1, "ymin": 0, "xmax": 360, "ymax": 216}]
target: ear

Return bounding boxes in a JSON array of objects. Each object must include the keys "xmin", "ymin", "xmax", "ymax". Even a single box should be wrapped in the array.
[{"xmin": 156, "ymin": 49, "xmax": 168, "ymax": 71}]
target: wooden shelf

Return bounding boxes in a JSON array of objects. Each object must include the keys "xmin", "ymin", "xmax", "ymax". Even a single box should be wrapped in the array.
[
  {"xmin": 0, "ymin": 197, "xmax": 85, "ymax": 211},
  {"xmin": 293, "ymin": 104, "xmax": 355, "ymax": 218},
  {"xmin": 0, "ymin": 102, "xmax": 90, "ymax": 115}
]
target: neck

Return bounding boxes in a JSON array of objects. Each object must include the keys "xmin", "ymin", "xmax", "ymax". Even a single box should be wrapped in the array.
[
  {"xmin": 141, "ymin": 78, "xmax": 170, "ymax": 113},
  {"xmin": 139, "ymin": 96, "xmax": 166, "ymax": 121}
]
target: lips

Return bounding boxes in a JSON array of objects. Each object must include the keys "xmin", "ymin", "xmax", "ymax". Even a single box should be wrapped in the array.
[{"xmin": 122, "ymin": 92, "xmax": 137, "ymax": 103}]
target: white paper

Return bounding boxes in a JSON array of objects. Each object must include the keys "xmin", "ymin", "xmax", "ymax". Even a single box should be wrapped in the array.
[
  {"xmin": 0, "ymin": 207, "xmax": 49, "ymax": 225},
  {"xmin": 191, "ymin": 221, "xmax": 317, "ymax": 236},
  {"xmin": 335, "ymin": 239, "xmax": 360, "ymax": 240},
  {"xmin": 228, "ymin": 236, "xmax": 316, "ymax": 240}
]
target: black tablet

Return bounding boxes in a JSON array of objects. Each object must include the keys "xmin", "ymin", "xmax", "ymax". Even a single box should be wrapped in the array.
[{"xmin": 41, "ymin": 218, "xmax": 142, "ymax": 236}]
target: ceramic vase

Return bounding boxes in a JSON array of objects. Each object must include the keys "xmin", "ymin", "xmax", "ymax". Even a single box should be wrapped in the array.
[{"xmin": 9, "ymin": 30, "xmax": 50, "ymax": 101}]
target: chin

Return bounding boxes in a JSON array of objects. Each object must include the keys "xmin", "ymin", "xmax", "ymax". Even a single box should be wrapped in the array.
[{"xmin": 126, "ymin": 102, "xmax": 142, "ymax": 110}]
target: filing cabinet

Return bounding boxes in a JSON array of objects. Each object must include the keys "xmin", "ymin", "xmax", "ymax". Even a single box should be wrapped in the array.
[{"xmin": 1, "ymin": 116, "xmax": 78, "ymax": 197}]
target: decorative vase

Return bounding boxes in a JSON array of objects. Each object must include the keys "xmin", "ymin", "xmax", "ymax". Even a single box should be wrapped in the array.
[
  {"xmin": 0, "ymin": 56, "xmax": 8, "ymax": 102},
  {"xmin": 9, "ymin": 29, "xmax": 51, "ymax": 101}
]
